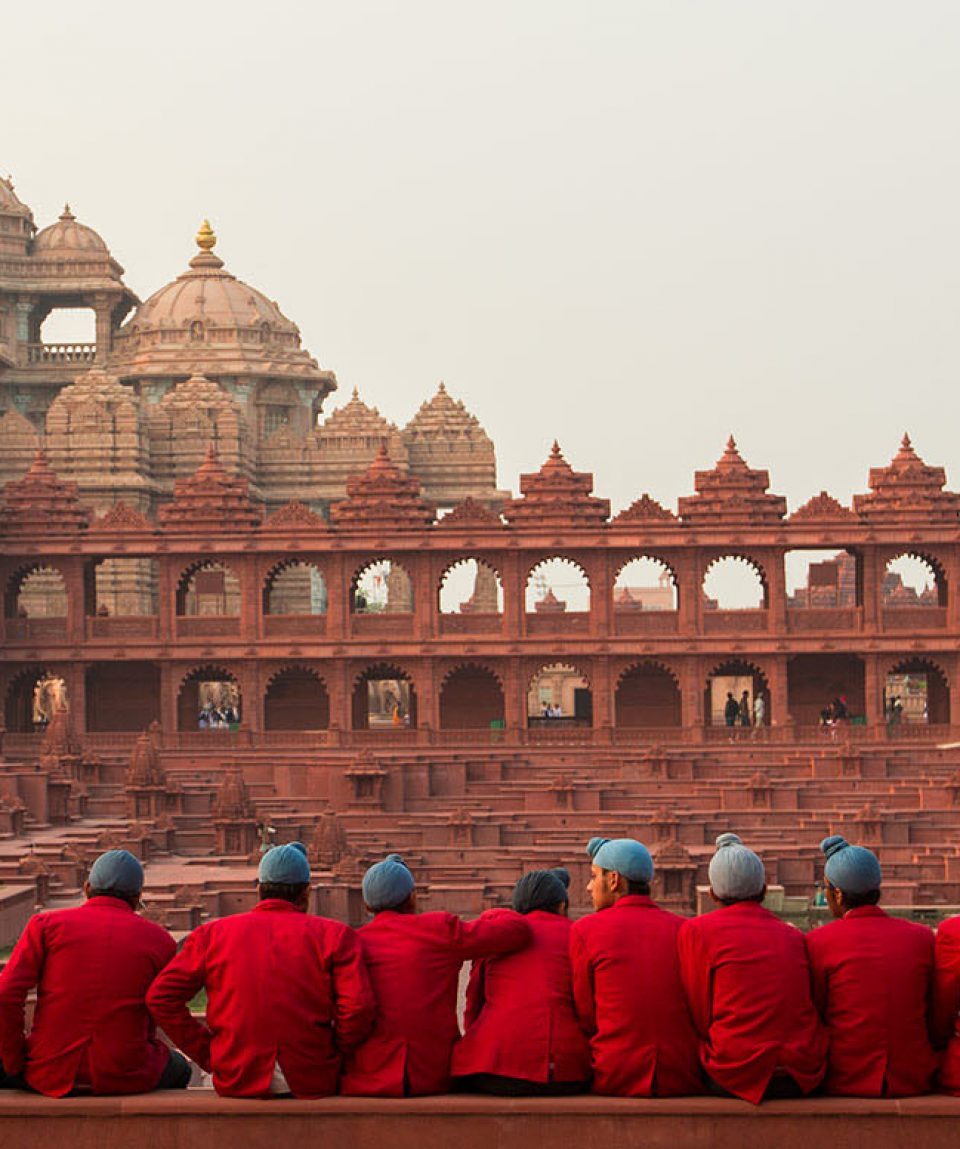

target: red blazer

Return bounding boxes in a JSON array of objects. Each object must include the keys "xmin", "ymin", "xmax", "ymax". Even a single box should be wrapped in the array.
[
  {"xmin": 677, "ymin": 901, "xmax": 827, "ymax": 1103},
  {"xmin": 569, "ymin": 894, "xmax": 701, "ymax": 1097},
  {"xmin": 340, "ymin": 908, "xmax": 530, "ymax": 1096},
  {"xmin": 452, "ymin": 910, "xmax": 591, "ymax": 1085},
  {"xmin": 933, "ymin": 914, "xmax": 960, "ymax": 1092},
  {"xmin": 146, "ymin": 900, "xmax": 374, "ymax": 1098},
  {"xmin": 806, "ymin": 906, "xmax": 937, "ymax": 1096},
  {"xmin": 0, "ymin": 897, "xmax": 175, "ymax": 1097}
]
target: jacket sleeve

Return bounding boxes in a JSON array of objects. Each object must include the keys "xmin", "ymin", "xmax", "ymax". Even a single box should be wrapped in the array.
[
  {"xmin": 146, "ymin": 927, "xmax": 213, "ymax": 1071},
  {"xmin": 462, "ymin": 959, "xmax": 486, "ymax": 1032},
  {"xmin": 805, "ymin": 933, "xmax": 829, "ymax": 1020},
  {"xmin": 568, "ymin": 926, "xmax": 596, "ymax": 1037},
  {"xmin": 453, "ymin": 909, "xmax": 531, "ymax": 961},
  {"xmin": 676, "ymin": 922, "xmax": 711, "ymax": 1039},
  {"xmin": 931, "ymin": 920, "xmax": 960, "ymax": 1047},
  {"xmin": 329, "ymin": 926, "xmax": 375, "ymax": 1054},
  {"xmin": 0, "ymin": 915, "xmax": 45, "ymax": 1075}
]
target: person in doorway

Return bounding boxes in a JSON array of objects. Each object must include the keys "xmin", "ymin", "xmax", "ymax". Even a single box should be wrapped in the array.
[
  {"xmin": 739, "ymin": 690, "xmax": 751, "ymax": 727},
  {"xmin": 568, "ymin": 837, "xmax": 701, "ymax": 1097},
  {"xmin": 0, "ymin": 850, "xmax": 190, "ymax": 1097},
  {"xmin": 452, "ymin": 868, "xmax": 590, "ymax": 1096},
  {"xmin": 677, "ymin": 833, "xmax": 827, "ymax": 1103},
  {"xmin": 752, "ymin": 693, "xmax": 765, "ymax": 730},
  {"xmin": 806, "ymin": 836, "xmax": 937, "ymax": 1096},
  {"xmin": 723, "ymin": 693, "xmax": 740, "ymax": 728},
  {"xmin": 340, "ymin": 854, "xmax": 530, "ymax": 1096},
  {"xmin": 147, "ymin": 844, "xmax": 374, "ymax": 1098}
]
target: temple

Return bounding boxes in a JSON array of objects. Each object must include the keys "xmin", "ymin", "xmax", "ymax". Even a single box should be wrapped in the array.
[{"xmin": 2, "ymin": 175, "xmax": 960, "ymax": 937}]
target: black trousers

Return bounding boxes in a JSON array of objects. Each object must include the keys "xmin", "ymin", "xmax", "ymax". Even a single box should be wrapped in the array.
[
  {"xmin": 455, "ymin": 1073, "xmax": 589, "ymax": 1097},
  {"xmin": 0, "ymin": 1049, "xmax": 192, "ymax": 1093}
]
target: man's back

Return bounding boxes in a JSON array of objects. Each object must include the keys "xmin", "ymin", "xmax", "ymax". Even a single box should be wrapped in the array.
[
  {"xmin": 341, "ymin": 909, "xmax": 529, "ymax": 1096},
  {"xmin": 147, "ymin": 900, "xmax": 373, "ymax": 1097},
  {"xmin": 569, "ymin": 895, "xmax": 701, "ymax": 1096},
  {"xmin": 806, "ymin": 907, "xmax": 936, "ymax": 1096},
  {"xmin": 678, "ymin": 901, "xmax": 827, "ymax": 1103},
  {"xmin": 0, "ymin": 897, "xmax": 174, "ymax": 1097}
]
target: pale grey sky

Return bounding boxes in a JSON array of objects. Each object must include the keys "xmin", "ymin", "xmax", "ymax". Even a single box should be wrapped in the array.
[{"xmin": 4, "ymin": 1, "xmax": 959, "ymax": 517}]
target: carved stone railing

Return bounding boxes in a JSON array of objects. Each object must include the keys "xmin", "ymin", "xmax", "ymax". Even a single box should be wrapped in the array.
[
  {"xmin": 350, "ymin": 614, "xmax": 415, "ymax": 638},
  {"xmin": 175, "ymin": 616, "xmax": 242, "ymax": 638},
  {"xmin": 5, "ymin": 617, "xmax": 69, "ymax": 640},
  {"xmin": 86, "ymin": 616, "xmax": 159, "ymax": 639},
  {"xmin": 24, "ymin": 342, "xmax": 97, "ymax": 365},
  {"xmin": 438, "ymin": 613, "xmax": 503, "ymax": 635},
  {"xmin": 525, "ymin": 612, "xmax": 591, "ymax": 635},
  {"xmin": 881, "ymin": 607, "xmax": 947, "ymax": 631},
  {"xmin": 786, "ymin": 607, "xmax": 860, "ymax": 633},
  {"xmin": 263, "ymin": 615, "xmax": 328, "ymax": 637},
  {"xmin": 703, "ymin": 609, "xmax": 768, "ymax": 634},
  {"xmin": 613, "ymin": 610, "xmax": 679, "ymax": 636}
]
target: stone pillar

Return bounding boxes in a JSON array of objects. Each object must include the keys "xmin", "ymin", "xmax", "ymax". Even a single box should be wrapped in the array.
[
  {"xmin": 677, "ymin": 552, "xmax": 702, "ymax": 636},
  {"xmin": 414, "ymin": 557, "xmax": 435, "ymax": 641},
  {"xmin": 863, "ymin": 654, "xmax": 883, "ymax": 727},
  {"xmin": 244, "ymin": 661, "xmax": 261, "ymax": 733},
  {"xmin": 680, "ymin": 658, "xmax": 704, "ymax": 730},
  {"xmin": 157, "ymin": 558, "xmax": 177, "ymax": 642},
  {"xmin": 589, "ymin": 553, "xmax": 612, "ymax": 639},
  {"xmin": 325, "ymin": 557, "xmax": 348, "ymax": 641},
  {"xmin": 68, "ymin": 664, "xmax": 87, "ymax": 735},
  {"xmin": 503, "ymin": 661, "xmax": 524, "ymax": 734},
  {"xmin": 93, "ymin": 295, "xmax": 112, "ymax": 361},
  {"xmin": 159, "ymin": 664, "xmax": 179, "ymax": 735},
  {"xmin": 766, "ymin": 548, "xmax": 787, "ymax": 634},
  {"xmin": 861, "ymin": 548, "xmax": 881, "ymax": 632},
  {"xmin": 949, "ymin": 654, "xmax": 960, "ymax": 732},
  {"xmin": 946, "ymin": 545, "xmax": 960, "ymax": 632},
  {"xmin": 501, "ymin": 552, "xmax": 524, "ymax": 639},
  {"xmin": 239, "ymin": 556, "xmax": 257, "ymax": 642},
  {"xmin": 593, "ymin": 654, "xmax": 612, "ymax": 733},
  {"xmin": 768, "ymin": 655, "xmax": 789, "ymax": 727},
  {"xmin": 63, "ymin": 560, "xmax": 85, "ymax": 645},
  {"xmin": 418, "ymin": 658, "xmax": 437, "ymax": 732}
]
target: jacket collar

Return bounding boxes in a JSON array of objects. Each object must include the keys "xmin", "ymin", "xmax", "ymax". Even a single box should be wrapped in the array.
[
  {"xmin": 84, "ymin": 895, "xmax": 136, "ymax": 913},
  {"xmin": 843, "ymin": 904, "xmax": 886, "ymax": 920},
  {"xmin": 611, "ymin": 894, "xmax": 657, "ymax": 910},
  {"xmin": 252, "ymin": 898, "xmax": 305, "ymax": 914}
]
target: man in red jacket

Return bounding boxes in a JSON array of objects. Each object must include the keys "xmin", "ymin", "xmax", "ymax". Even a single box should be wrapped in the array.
[
  {"xmin": 568, "ymin": 836, "xmax": 701, "ymax": 1096},
  {"xmin": 933, "ymin": 912, "xmax": 960, "ymax": 1091},
  {"xmin": 677, "ymin": 832, "xmax": 827, "ymax": 1103},
  {"xmin": 340, "ymin": 853, "xmax": 530, "ymax": 1096},
  {"xmin": 0, "ymin": 849, "xmax": 190, "ymax": 1097},
  {"xmin": 806, "ymin": 835, "xmax": 937, "ymax": 1096},
  {"xmin": 147, "ymin": 843, "xmax": 374, "ymax": 1098}
]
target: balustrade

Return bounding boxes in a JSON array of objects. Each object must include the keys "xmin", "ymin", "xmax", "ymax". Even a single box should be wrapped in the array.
[{"xmin": 24, "ymin": 342, "xmax": 97, "ymax": 365}]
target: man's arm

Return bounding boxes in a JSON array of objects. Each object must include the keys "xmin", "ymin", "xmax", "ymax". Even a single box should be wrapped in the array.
[
  {"xmin": 804, "ymin": 932, "xmax": 829, "ymax": 1020},
  {"xmin": 328, "ymin": 926, "xmax": 375, "ymax": 1054},
  {"xmin": 0, "ymin": 916, "xmax": 45, "ymax": 1075},
  {"xmin": 931, "ymin": 920, "xmax": 960, "ymax": 1048},
  {"xmin": 462, "ymin": 959, "xmax": 486, "ymax": 1032},
  {"xmin": 676, "ymin": 922, "xmax": 711, "ymax": 1038},
  {"xmin": 146, "ymin": 928, "xmax": 213, "ymax": 1071},
  {"xmin": 568, "ymin": 927, "xmax": 596, "ymax": 1036},
  {"xmin": 453, "ymin": 909, "xmax": 531, "ymax": 961}
]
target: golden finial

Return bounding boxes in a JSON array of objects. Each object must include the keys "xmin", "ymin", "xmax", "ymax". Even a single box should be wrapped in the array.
[{"xmin": 196, "ymin": 219, "xmax": 217, "ymax": 252}]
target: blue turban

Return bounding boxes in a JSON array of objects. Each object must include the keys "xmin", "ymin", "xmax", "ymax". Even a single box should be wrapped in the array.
[
  {"xmin": 258, "ymin": 843, "xmax": 311, "ymax": 885},
  {"xmin": 89, "ymin": 849, "xmax": 144, "ymax": 895},
  {"xmin": 821, "ymin": 835, "xmax": 882, "ymax": 895},
  {"xmin": 362, "ymin": 854, "xmax": 416, "ymax": 911},
  {"xmin": 288, "ymin": 841, "xmax": 308, "ymax": 857},
  {"xmin": 586, "ymin": 837, "xmax": 654, "ymax": 884},
  {"xmin": 709, "ymin": 832, "xmax": 765, "ymax": 900},
  {"xmin": 512, "ymin": 868, "xmax": 570, "ymax": 914}
]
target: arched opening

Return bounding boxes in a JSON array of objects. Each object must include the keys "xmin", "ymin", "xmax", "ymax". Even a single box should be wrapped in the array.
[
  {"xmin": 614, "ymin": 557, "xmax": 678, "ymax": 611},
  {"xmin": 263, "ymin": 561, "xmax": 327, "ymax": 615},
  {"xmin": 786, "ymin": 550, "xmax": 860, "ymax": 610},
  {"xmin": 883, "ymin": 553, "xmax": 946, "ymax": 608},
  {"xmin": 528, "ymin": 664, "xmax": 592, "ymax": 726},
  {"xmin": 439, "ymin": 664, "xmax": 505, "ymax": 729},
  {"xmin": 525, "ymin": 559, "xmax": 591, "ymax": 634},
  {"xmin": 705, "ymin": 660, "xmax": 770, "ymax": 728},
  {"xmin": 884, "ymin": 658, "xmax": 949, "ymax": 726},
  {"xmin": 86, "ymin": 663, "xmax": 161, "ymax": 731},
  {"xmin": 176, "ymin": 562, "xmax": 241, "ymax": 616},
  {"xmin": 177, "ymin": 667, "xmax": 242, "ymax": 731},
  {"xmin": 439, "ymin": 559, "xmax": 503, "ymax": 614},
  {"xmin": 4, "ymin": 668, "xmax": 68, "ymax": 733},
  {"xmin": 87, "ymin": 558, "xmax": 160, "ymax": 617},
  {"xmin": 702, "ymin": 556, "xmax": 767, "ymax": 611},
  {"xmin": 615, "ymin": 662, "xmax": 682, "ymax": 727},
  {"xmin": 5, "ymin": 565, "xmax": 68, "ymax": 619},
  {"xmin": 39, "ymin": 306, "xmax": 96, "ymax": 346},
  {"xmin": 787, "ymin": 654, "xmax": 865, "ymax": 727},
  {"xmin": 352, "ymin": 664, "xmax": 417, "ymax": 730},
  {"xmin": 351, "ymin": 560, "xmax": 413, "ymax": 614},
  {"xmin": 264, "ymin": 667, "xmax": 330, "ymax": 730}
]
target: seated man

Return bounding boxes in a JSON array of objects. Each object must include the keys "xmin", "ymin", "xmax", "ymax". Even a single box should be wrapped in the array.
[
  {"xmin": 806, "ymin": 835, "xmax": 937, "ymax": 1096},
  {"xmin": 568, "ymin": 837, "xmax": 701, "ymax": 1097},
  {"xmin": 452, "ymin": 868, "xmax": 591, "ymax": 1095},
  {"xmin": 147, "ymin": 843, "xmax": 374, "ymax": 1098},
  {"xmin": 340, "ymin": 853, "xmax": 530, "ymax": 1096},
  {"xmin": 0, "ymin": 849, "xmax": 190, "ymax": 1096},
  {"xmin": 677, "ymin": 832, "xmax": 827, "ymax": 1103},
  {"xmin": 933, "ymin": 910, "xmax": 960, "ymax": 1091}
]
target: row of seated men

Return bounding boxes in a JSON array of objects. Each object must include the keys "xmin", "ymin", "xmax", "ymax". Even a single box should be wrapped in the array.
[{"xmin": 3, "ymin": 830, "xmax": 960, "ymax": 1104}]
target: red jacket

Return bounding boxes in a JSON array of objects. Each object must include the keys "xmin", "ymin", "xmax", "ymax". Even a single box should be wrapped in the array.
[
  {"xmin": 146, "ymin": 900, "xmax": 374, "ymax": 1098},
  {"xmin": 340, "ymin": 908, "xmax": 530, "ymax": 1096},
  {"xmin": 806, "ymin": 906, "xmax": 937, "ymax": 1096},
  {"xmin": 677, "ymin": 901, "xmax": 827, "ymax": 1103},
  {"xmin": 0, "ymin": 897, "xmax": 175, "ymax": 1097},
  {"xmin": 452, "ymin": 910, "xmax": 590, "ymax": 1085},
  {"xmin": 569, "ymin": 894, "xmax": 701, "ymax": 1097},
  {"xmin": 933, "ymin": 914, "xmax": 960, "ymax": 1091}
]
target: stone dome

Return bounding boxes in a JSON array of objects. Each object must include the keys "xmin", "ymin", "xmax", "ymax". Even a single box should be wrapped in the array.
[{"xmin": 33, "ymin": 206, "xmax": 110, "ymax": 256}]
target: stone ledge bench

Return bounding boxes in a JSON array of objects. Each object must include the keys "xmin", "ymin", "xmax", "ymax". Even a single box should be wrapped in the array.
[{"xmin": 3, "ymin": 1092, "xmax": 960, "ymax": 1149}]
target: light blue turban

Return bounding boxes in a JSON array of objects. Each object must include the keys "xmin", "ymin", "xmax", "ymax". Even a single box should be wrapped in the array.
[
  {"xmin": 821, "ymin": 835, "xmax": 882, "ymax": 895},
  {"xmin": 709, "ymin": 832, "xmax": 765, "ymax": 900},
  {"xmin": 586, "ymin": 836, "xmax": 654, "ymax": 884},
  {"xmin": 362, "ymin": 854, "xmax": 416, "ymax": 911},
  {"xmin": 258, "ymin": 843, "xmax": 311, "ymax": 885},
  {"xmin": 288, "ymin": 841, "xmax": 308, "ymax": 857},
  {"xmin": 89, "ymin": 849, "xmax": 144, "ymax": 895}
]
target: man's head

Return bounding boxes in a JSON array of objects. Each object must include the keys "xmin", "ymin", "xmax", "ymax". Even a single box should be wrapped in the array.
[
  {"xmin": 258, "ymin": 842, "xmax": 311, "ymax": 910},
  {"xmin": 85, "ymin": 849, "xmax": 144, "ymax": 909},
  {"xmin": 585, "ymin": 837, "xmax": 654, "ymax": 910},
  {"xmin": 362, "ymin": 854, "xmax": 416, "ymax": 914},
  {"xmin": 709, "ymin": 832, "xmax": 766, "ymax": 905},
  {"xmin": 820, "ymin": 834, "xmax": 882, "ymax": 918},
  {"xmin": 512, "ymin": 867, "xmax": 570, "ymax": 916}
]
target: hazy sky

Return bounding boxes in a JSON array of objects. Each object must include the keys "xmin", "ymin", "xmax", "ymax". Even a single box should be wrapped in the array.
[{"xmin": 5, "ymin": 1, "xmax": 960, "ymax": 517}]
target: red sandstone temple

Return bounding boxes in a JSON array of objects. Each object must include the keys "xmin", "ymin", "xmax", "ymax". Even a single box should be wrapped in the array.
[{"xmin": 2, "ymin": 174, "xmax": 960, "ymax": 934}]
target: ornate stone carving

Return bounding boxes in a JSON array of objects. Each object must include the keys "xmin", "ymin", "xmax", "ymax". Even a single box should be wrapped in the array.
[
  {"xmin": 330, "ymin": 445, "xmax": 435, "ymax": 529},
  {"xmin": 501, "ymin": 442, "xmax": 610, "ymax": 528},
  {"xmin": 678, "ymin": 437, "xmax": 786, "ymax": 525}
]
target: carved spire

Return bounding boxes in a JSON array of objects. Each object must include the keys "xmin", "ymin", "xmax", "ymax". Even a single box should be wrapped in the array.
[
  {"xmin": 854, "ymin": 435, "xmax": 960, "ymax": 522},
  {"xmin": 0, "ymin": 449, "xmax": 90, "ymax": 536},
  {"xmin": 677, "ymin": 437, "xmax": 786, "ymax": 525},
  {"xmin": 329, "ymin": 445, "xmax": 435, "ymax": 528},
  {"xmin": 158, "ymin": 445, "xmax": 263, "ymax": 531},
  {"xmin": 502, "ymin": 442, "xmax": 610, "ymax": 528}
]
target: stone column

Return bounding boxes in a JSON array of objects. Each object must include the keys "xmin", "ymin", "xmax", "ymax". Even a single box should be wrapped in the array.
[
  {"xmin": 863, "ymin": 654, "xmax": 883, "ymax": 727},
  {"xmin": 414, "ymin": 556, "xmax": 435, "ymax": 641},
  {"xmin": 767, "ymin": 654, "xmax": 789, "ymax": 727},
  {"xmin": 93, "ymin": 295, "xmax": 112, "ymax": 361},
  {"xmin": 766, "ymin": 547, "xmax": 787, "ymax": 634},
  {"xmin": 239, "ymin": 556, "xmax": 257, "ymax": 642},
  {"xmin": 63, "ymin": 559, "xmax": 86, "ymax": 645},
  {"xmin": 680, "ymin": 658, "xmax": 704, "ymax": 730},
  {"xmin": 503, "ymin": 661, "xmax": 524, "ymax": 735},
  {"xmin": 325, "ymin": 557, "xmax": 347, "ymax": 641},
  {"xmin": 589, "ymin": 553, "xmax": 612, "ymax": 639},
  {"xmin": 159, "ymin": 664, "xmax": 179, "ymax": 735},
  {"xmin": 157, "ymin": 558, "xmax": 177, "ymax": 642},
  {"xmin": 861, "ymin": 548, "xmax": 881, "ymax": 632},
  {"xmin": 948, "ymin": 654, "xmax": 960, "ymax": 732},
  {"xmin": 677, "ymin": 552, "xmax": 702, "ymax": 636},
  {"xmin": 501, "ymin": 552, "xmax": 524, "ymax": 639}
]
